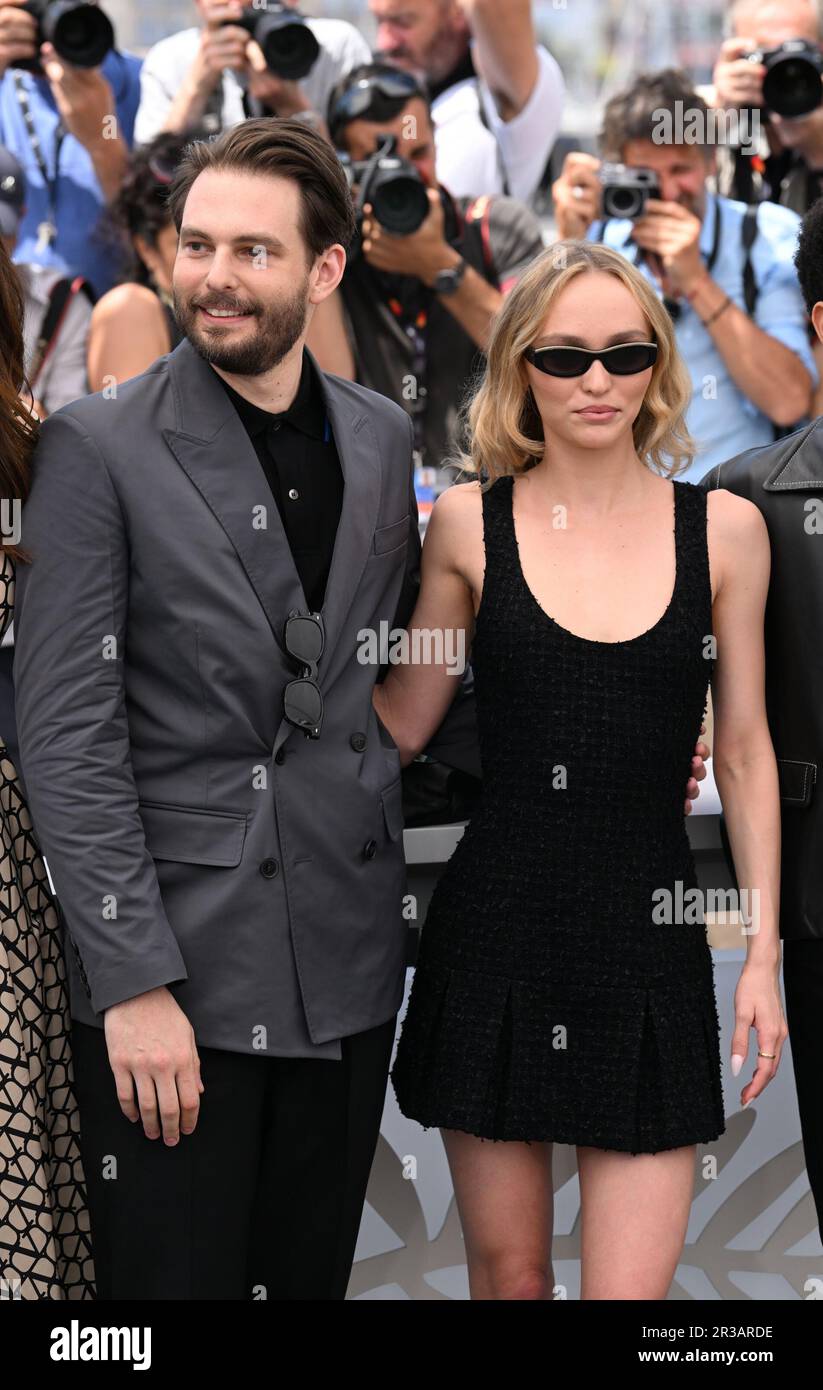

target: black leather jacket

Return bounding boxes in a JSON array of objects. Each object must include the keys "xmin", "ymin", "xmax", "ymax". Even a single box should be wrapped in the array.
[{"xmin": 701, "ymin": 419, "xmax": 823, "ymax": 940}]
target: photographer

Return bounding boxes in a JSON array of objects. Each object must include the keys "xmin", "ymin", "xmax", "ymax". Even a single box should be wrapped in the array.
[
  {"xmin": 0, "ymin": 0, "xmax": 141, "ymax": 296},
  {"xmin": 552, "ymin": 68, "xmax": 816, "ymax": 480},
  {"xmin": 706, "ymin": 0, "xmax": 823, "ymax": 214},
  {"xmin": 307, "ymin": 62, "xmax": 544, "ymax": 492},
  {"xmin": 134, "ymin": 0, "xmax": 370, "ymax": 147},
  {"xmin": 370, "ymin": 0, "xmax": 563, "ymax": 204}
]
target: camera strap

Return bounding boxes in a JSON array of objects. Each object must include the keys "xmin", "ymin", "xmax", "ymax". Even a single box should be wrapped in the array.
[{"xmin": 13, "ymin": 71, "xmax": 67, "ymax": 253}]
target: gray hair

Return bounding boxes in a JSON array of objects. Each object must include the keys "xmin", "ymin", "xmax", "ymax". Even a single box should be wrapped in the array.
[{"xmin": 724, "ymin": 0, "xmax": 823, "ymax": 41}]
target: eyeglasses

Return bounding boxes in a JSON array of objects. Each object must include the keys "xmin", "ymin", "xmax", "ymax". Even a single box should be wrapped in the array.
[
  {"xmin": 283, "ymin": 610, "xmax": 324, "ymax": 739},
  {"xmin": 524, "ymin": 341, "xmax": 658, "ymax": 377},
  {"xmin": 329, "ymin": 70, "xmax": 425, "ymax": 134}
]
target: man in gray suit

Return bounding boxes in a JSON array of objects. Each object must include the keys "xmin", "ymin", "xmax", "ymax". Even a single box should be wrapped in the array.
[{"xmin": 11, "ymin": 115, "xmax": 477, "ymax": 1300}]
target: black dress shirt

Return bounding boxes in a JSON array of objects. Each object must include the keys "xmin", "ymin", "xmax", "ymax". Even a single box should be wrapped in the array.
[{"xmin": 217, "ymin": 348, "xmax": 344, "ymax": 613}]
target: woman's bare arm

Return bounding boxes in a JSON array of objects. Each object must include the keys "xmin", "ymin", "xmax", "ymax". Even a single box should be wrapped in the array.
[
  {"xmin": 708, "ymin": 488, "xmax": 787, "ymax": 1103},
  {"xmin": 373, "ymin": 482, "xmax": 479, "ymax": 765}
]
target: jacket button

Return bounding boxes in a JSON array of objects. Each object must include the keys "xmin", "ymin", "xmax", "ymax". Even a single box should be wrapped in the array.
[
  {"xmin": 350, "ymin": 732, "xmax": 367, "ymax": 752},
  {"xmin": 363, "ymin": 839, "xmax": 377, "ymax": 860},
  {"xmin": 274, "ymin": 748, "xmax": 285, "ymax": 765},
  {"xmin": 259, "ymin": 858, "xmax": 279, "ymax": 878}
]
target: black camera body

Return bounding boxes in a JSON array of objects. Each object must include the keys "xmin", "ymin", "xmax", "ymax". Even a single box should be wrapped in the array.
[
  {"xmin": 747, "ymin": 37, "xmax": 823, "ymax": 118},
  {"xmin": 228, "ymin": 3, "xmax": 319, "ymax": 81},
  {"xmin": 15, "ymin": 1, "xmax": 114, "ymax": 74},
  {"xmin": 338, "ymin": 135, "xmax": 433, "ymax": 251},
  {"xmin": 599, "ymin": 162, "xmax": 661, "ymax": 220}
]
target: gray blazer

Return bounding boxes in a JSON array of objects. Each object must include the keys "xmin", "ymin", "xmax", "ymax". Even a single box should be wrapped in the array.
[{"xmin": 13, "ymin": 337, "xmax": 478, "ymax": 1056}]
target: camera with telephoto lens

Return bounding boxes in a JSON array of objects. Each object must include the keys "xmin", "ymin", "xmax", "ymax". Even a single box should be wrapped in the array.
[
  {"xmin": 337, "ymin": 134, "xmax": 433, "ymax": 251},
  {"xmin": 746, "ymin": 38, "xmax": 823, "ymax": 118},
  {"xmin": 14, "ymin": 1, "xmax": 114, "ymax": 75},
  {"xmin": 599, "ymin": 162, "xmax": 661, "ymax": 220},
  {"xmin": 225, "ymin": 2, "xmax": 319, "ymax": 81}
]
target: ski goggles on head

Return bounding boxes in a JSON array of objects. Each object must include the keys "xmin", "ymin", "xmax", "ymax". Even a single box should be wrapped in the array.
[{"xmin": 524, "ymin": 341, "xmax": 658, "ymax": 377}]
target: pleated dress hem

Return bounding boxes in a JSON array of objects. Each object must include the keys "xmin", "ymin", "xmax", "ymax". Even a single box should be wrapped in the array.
[{"xmin": 390, "ymin": 956, "xmax": 727, "ymax": 1156}]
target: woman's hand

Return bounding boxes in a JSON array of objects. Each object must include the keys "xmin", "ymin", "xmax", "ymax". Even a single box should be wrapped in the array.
[
  {"xmin": 730, "ymin": 961, "xmax": 788, "ymax": 1107},
  {"xmin": 684, "ymin": 721, "xmax": 709, "ymax": 815}
]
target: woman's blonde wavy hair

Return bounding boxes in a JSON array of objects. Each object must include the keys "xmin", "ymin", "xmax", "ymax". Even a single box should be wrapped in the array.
[{"xmin": 448, "ymin": 241, "xmax": 697, "ymax": 490}]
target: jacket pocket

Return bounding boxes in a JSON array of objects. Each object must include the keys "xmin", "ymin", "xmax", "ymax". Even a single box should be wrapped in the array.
[
  {"xmin": 380, "ymin": 775, "xmax": 405, "ymax": 841},
  {"xmin": 138, "ymin": 801, "xmax": 248, "ymax": 866},
  {"xmin": 373, "ymin": 515, "xmax": 409, "ymax": 554},
  {"xmin": 776, "ymin": 759, "xmax": 817, "ymax": 808}
]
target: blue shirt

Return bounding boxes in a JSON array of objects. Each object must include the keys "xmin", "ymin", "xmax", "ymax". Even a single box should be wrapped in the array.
[
  {"xmin": 589, "ymin": 191, "xmax": 818, "ymax": 480},
  {"xmin": 0, "ymin": 48, "xmax": 142, "ymax": 297}
]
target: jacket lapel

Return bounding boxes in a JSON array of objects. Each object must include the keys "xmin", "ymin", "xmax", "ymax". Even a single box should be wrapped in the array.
[
  {"xmin": 162, "ymin": 338, "xmax": 381, "ymax": 717},
  {"xmin": 763, "ymin": 417, "xmax": 823, "ymax": 490}
]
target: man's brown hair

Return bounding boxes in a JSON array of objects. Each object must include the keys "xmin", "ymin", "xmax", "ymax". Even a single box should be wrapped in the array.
[
  {"xmin": 599, "ymin": 67, "xmax": 713, "ymax": 161},
  {"xmin": 166, "ymin": 116, "xmax": 357, "ymax": 259}
]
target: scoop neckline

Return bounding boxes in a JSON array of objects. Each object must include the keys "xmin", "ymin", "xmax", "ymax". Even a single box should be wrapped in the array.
[{"xmin": 506, "ymin": 475, "xmax": 680, "ymax": 648}]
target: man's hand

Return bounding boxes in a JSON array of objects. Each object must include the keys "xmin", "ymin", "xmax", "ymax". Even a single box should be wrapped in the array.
[
  {"xmin": 39, "ymin": 40, "xmax": 116, "ymax": 147},
  {"xmin": 551, "ymin": 151, "xmax": 602, "ymax": 240},
  {"xmin": 711, "ymin": 36, "xmax": 766, "ymax": 110},
  {"xmin": 685, "ymin": 722, "xmax": 710, "ymax": 816},
  {"xmin": 245, "ymin": 37, "xmax": 311, "ymax": 118},
  {"xmin": 631, "ymin": 198, "xmax": 705, "ymax": 298},
  {"xmin": 189, "ymin": 2, "xmax": 250, "ymax": 94},
  {"xmin": 104, "ymin": 985, "xmax": 204, "ymax": 1145},
  {"xmin": 0, "ymin": 1, "xmax": 38, "ymax": 78},
  {"xmin": 361, "ymin": 186, "xmax": 453, "ymax": 282}
]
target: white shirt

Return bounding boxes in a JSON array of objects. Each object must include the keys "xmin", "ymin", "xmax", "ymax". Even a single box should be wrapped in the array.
[
  {"xmin": 431, "ymin": 43, "xmax": 565, "ymax": 205},
  {"xmin": 134, "ymin": 19, "xmax": 372, "ymax": 146}
]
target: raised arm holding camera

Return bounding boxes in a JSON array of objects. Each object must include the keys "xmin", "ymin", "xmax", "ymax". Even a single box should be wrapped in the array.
[
  {"xmin": 707, "ymin": 0, "xmax": 823, "ymax": 214},
  {"xmin": 370, "ymin": 0, "xmax": 564, "ymax": 204},
  {"xmin": 0, "ymin": 0, "xmax": 141, "ymax": 294},
  {"xmin": 134, "ymin": 0, "xmax": 371, "ymax": 147},
  {"xmin": 552, "ymin": 68, "xmax": 816, "ymax": 479}
]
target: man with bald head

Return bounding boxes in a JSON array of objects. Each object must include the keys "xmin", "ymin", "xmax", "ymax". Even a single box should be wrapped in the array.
[
  {"xmin": 369, "ymin": 0, "xmax": 564, "ymax": 204},
  {"xmin": 707, "ymin": 0, "xmax": 823, "ymax": 212}
]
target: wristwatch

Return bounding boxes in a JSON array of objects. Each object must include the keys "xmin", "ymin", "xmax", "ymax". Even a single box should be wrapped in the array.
[{"xmin": 432, "ymin": 257, "xmax": 467, "ymax": 295}]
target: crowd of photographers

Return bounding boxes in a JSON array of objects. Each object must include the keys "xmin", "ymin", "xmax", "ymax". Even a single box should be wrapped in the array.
[{"xmin": 2, "ymin": 0, "xmax": 823, "ymax": 502}]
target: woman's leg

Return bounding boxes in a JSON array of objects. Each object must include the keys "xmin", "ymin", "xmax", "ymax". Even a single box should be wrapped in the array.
[
  {"xmin": 576, "ymin": 1143, "xmax": 696, "ymax": 1299},
  {"xmin": 441, "ymin": 1128, "xmax": 555, "ymax": 1300}
]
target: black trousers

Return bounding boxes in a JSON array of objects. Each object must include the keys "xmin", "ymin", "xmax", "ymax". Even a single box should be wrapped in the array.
[
  {"xmin": 783, "ymin": 938, "xmax": 823, "ymax": 1238},
  {"xmin": 70, "ymin": 1013, "xmax": 397, "ymax": 1300}
]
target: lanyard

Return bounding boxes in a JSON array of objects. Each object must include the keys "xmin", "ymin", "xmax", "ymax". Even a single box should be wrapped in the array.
[
  {"xmin": 13, "ymin": 70, "xmax": 67, "ymax": 254},
  {"xmin": 387, "ymin": 294, "xmax": 428, "ymax": 465}
]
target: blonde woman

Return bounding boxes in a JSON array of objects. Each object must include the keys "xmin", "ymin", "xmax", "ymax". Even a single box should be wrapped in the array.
[{"xmin": 374, "ymin": 241, "xmax": 785, "ymax": 1300}]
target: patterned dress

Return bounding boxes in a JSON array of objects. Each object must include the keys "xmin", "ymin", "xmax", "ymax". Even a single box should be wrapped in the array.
[{"xmin": 0, "ymin": 550, "xmax": 95, "ymax": 1298}]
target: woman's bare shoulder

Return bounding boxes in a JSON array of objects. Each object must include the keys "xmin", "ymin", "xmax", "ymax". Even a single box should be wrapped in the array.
[
  {"xmin": 91, "ymin": 282, "xmax": 166, "ymax": 327},
  {"xmin": 705, "ymin": 487, "xmax": 770, "ymax": 596},
  {"xmin": 428, "ymin": 478, "xmax": 485, "ymax": 529},
  {"xmin": 424, "ymin": 479, "xmax": 486, "ymax": 581},
  {"xmin": 705, "ymin": 486, "xmax": 768, "ymax": 541}
]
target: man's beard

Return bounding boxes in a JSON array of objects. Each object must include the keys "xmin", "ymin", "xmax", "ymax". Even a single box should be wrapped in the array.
[{"xmin": 173, "ymin": 273, "xmax": 310, "ymax": 376}]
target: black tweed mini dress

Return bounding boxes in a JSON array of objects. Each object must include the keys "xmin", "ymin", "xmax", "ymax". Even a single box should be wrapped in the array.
[{"xmin": 390, "ymin": 474, "xmax": 726, "ymax": 1154}]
